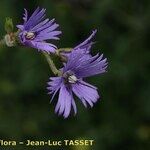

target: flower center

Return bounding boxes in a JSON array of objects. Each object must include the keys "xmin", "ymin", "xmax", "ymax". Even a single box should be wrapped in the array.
[
  {"xmin": 63, "ymin": 71, "xmax": 78, "ymax": 84},
  {"xmin": 25, "ymin": 32, "xmax": 35, "ymax": 40},
  {"xmin": 68, "ymin": 75, "xmax": 77, "ymax": 84}
]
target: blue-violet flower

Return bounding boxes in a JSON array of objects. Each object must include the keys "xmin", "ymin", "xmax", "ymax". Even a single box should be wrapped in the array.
[
  {"xmin": 17, "ymin": 7, "xmax": 61, "ymax": 53},
  {"xmin": 47, "ymin": 50, "xmax": 108, "ymax": 118}
]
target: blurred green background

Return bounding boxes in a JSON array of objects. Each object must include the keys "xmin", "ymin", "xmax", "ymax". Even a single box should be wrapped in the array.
[{"xmin": 0, "ymin": 0, "xmax": 149, "ymax": 150}]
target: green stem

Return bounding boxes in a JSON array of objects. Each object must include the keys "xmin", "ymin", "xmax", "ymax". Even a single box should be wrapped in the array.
[
  {"xmin": 57, "ymin": 48, "xmax": 72, "ymax": 52},
  {"xmin": 55, "ymin": 47, "xmax": 73, "ymax": 62},
  {"xmin": 43, "ymin": 52, "xmax": 61, "ymax": 76},
  {"xmin": 55, "ymin": 48, "xmax": 72, "ymax": 55}
]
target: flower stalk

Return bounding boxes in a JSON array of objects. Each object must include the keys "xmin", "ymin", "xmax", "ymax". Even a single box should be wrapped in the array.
[
  {"xmin": 42, "ymin": 52, "xmax": 61, "ymax": 76},
  {"xmin": 57, "ymin": 48, "xmax": 72, "ymax": 52}
]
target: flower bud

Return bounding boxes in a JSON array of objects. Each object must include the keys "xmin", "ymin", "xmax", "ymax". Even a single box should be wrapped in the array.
[{"xmin": 5, "ymin": 18, "xmax": 14, "ymax": 33}]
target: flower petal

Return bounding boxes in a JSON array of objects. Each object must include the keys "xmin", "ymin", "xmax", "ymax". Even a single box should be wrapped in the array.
[
  {"xmin": 32, "ymin": 19, "xmax": 56, "ymax": 32},
  {"xmin": 60, "ymin": 30, "xmax": 97, "ymax": 59},
  {"xmin": 55, "ymin": 84, "xmax": 74, "ymax": 118},
  {"xmin": 16, "ymin": 25, "xmax": 24, "ymax": 30},
  {"xmin": 36, "ymin": 30, "xmax": 61, "ymax": 41},
  {"xmin": 26, "ymin": 41, "xmax": 57, "ymax": 53},
  {"xmin": 72, "ymin": 81, "xmax": 100, "ymax": 107},
  {"xmin": 75, "ymin": 54, "xmax": 108, "ymax": 78},
  {"xmin": 47, "ymin": 77, "xmax": 62, "ymax": 102},
  {"xmin": 64, "ymin": 50, "xmax": 89, "ymax": 72},
  {"xmin": 74, "ymin": 29, "xmax": 97, "ymax": 53},
  {"xmin": 23, "ymin": 8, "xmax": 28, "ymax": 23},
  {"xmin": 25, "ymin": 7, "xmax": 46, "ymax": 30}
]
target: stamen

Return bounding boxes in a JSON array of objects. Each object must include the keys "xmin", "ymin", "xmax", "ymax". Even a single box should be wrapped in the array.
[
  {"xmin": 25, "ymin": 32, "xmax": 35, "ymax": 40},
  {"xmin": 68, "ymin": 75, "xmax": 77, "ymax": 84}
]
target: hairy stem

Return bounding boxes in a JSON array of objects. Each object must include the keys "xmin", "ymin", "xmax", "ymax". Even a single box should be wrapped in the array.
[
  {"xmin": 43, "ymin": 52, "xmax": 61, "ymax": 76},
  {"xmin": 57, "ymin": 48, "xmax": 72, "ymax": 52},
  {"xmin": 55, "ymin": 47, "xmax": 73, "ymax": 62}
]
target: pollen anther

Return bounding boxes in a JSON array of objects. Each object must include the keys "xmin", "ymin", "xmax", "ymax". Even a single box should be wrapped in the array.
[
  {"xmin": 25, "ymin": 32, "xmax": 35, "ymax": 40},
  {"xmin": 68, "ymin": 75, "xmax": 77, "ymax": 84}
]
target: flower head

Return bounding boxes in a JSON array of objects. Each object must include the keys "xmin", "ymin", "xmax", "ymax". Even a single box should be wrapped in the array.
[
  {"xmin": 47, "ymin": 50, "xmax": 108, "ymax": 118},
  {"xmin": 17, "ymin": 7, "xmax": 61, "ymax": 53}
]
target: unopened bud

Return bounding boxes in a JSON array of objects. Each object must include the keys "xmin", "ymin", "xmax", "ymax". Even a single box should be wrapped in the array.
[{"xmin": 5, "ymin": 18, "xmax": 14, "ymax": 33}]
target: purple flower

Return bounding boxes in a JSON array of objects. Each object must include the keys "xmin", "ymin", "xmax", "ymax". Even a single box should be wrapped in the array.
[
  {"xmin": 47, "ymin": 50, "xmax": 108, "ymax": 118},
  {"xmin": 17, "ymin": 7, "xmax": 61, "ymax": 53},
  {"xmin": 60, "ymin": 30, "xmax": 97, "ymax": 58}
]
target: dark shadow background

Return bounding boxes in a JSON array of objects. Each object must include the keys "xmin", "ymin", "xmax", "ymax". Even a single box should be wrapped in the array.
[{"xmin": 0, "ymin": 0, "xmax": 149, "ymax": 150}]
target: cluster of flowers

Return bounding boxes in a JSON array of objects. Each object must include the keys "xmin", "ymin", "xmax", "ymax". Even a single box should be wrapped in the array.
[{"xmin": 15, "ymin": 7, "xmax": 108, "ymax": 118}]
